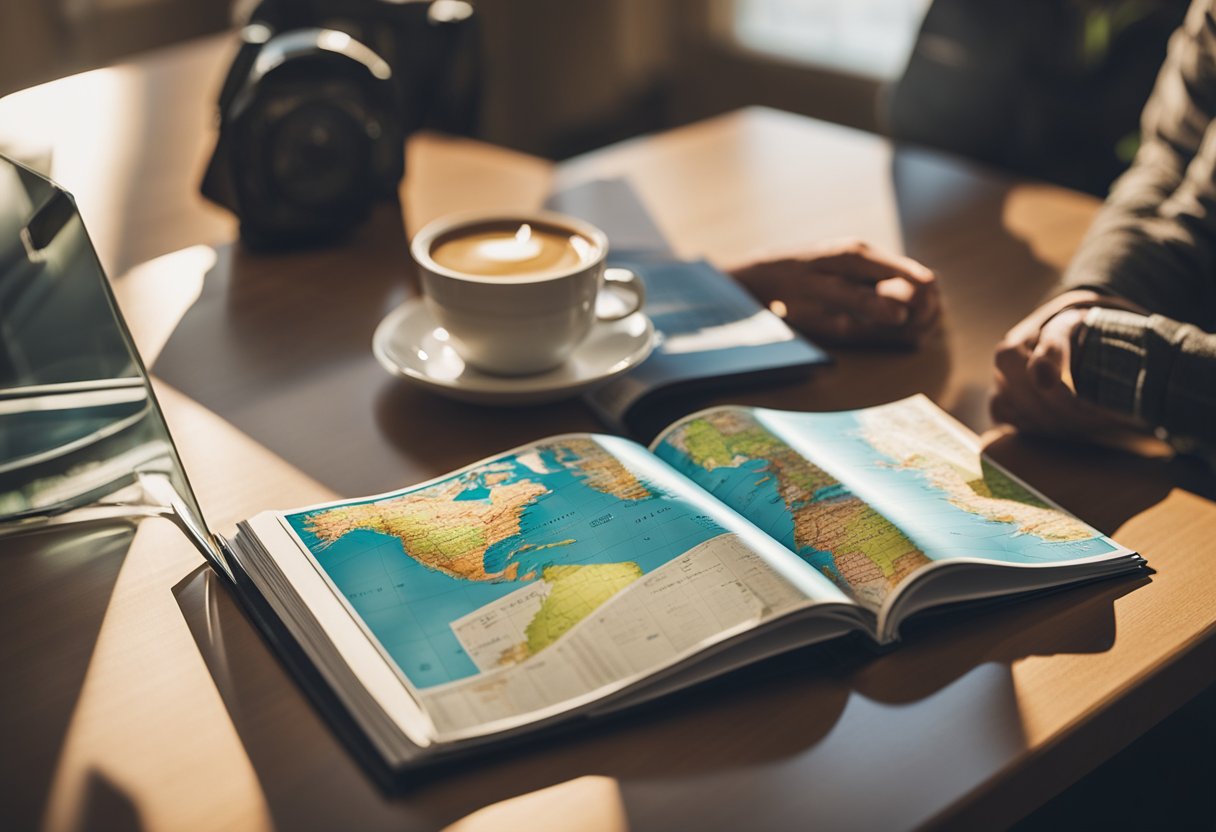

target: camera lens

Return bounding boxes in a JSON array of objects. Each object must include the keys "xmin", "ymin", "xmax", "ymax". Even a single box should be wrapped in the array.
[{"xmin": 267, "ymin": 100, "xmax": 369, "ymax": 210}]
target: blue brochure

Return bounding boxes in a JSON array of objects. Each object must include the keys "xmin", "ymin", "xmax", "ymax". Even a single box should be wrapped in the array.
[{"xmin": 546, "ymin": 178, "xmax": 829, "ymax": 433}]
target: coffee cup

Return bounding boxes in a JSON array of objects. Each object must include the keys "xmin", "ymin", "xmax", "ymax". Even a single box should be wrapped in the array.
[{"xmin": 410, "ymin": 210, "xmax": 645, "ymax": 376}]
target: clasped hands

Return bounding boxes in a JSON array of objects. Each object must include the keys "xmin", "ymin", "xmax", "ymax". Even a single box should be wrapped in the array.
[{"xmin": 991, "ymin": 289, "xmax": 1148, "ymax": 438}]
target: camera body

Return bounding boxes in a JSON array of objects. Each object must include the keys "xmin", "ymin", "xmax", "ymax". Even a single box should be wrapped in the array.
[{"xmin": 202, "ymin": 0, "xmax": 478, "ymax": 249}]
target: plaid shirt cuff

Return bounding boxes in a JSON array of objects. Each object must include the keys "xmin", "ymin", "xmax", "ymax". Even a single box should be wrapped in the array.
[{"xmin": 1071, "ymin": 308, "xmax": 1149, "ymax": 419}]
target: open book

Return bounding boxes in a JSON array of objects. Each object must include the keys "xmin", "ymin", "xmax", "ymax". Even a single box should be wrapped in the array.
[{"xmin": 226, "ymin": 395, "xmax": 1142, "ymax": 774}]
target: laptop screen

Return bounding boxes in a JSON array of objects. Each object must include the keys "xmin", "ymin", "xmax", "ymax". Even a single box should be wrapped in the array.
[{"xmin": 0, "ymin": 154, "xmax": 218, "ymax": 570}]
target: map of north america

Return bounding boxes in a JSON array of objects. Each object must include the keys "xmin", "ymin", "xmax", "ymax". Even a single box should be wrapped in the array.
[{"xmin": 286, "ymin": 436, "xmax": 725, "ymax": 689}]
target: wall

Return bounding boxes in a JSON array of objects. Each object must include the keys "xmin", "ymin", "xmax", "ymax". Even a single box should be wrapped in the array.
[
  {"xmin": 0, "ymin": 0, "xmax": 232, "ymax": 96},
  {"xmin": 471, "ymin": 0, "xmax": 680, "ymax": 157},
  {"xmin": 0, "ymin": 0, "xmax": 882, "ymax": 160}
]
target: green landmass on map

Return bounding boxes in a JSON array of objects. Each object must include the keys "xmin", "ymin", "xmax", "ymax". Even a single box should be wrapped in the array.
[
  {"xmin": 525, "ymin": 562, "xmax": 643, "ymax": 653},
  {"xmin": 669, "ymin": 410, "xmax": 929, "ymax": 609},
  {"xmin": 855, "ymin": 401, "xmax": 1093, "ymax": 542},
  {"xmin": 969, "ymin": 460, "xmax": 1049, "ymax": 507},
  {"xmin": 302, "ymin": 438, "xmax": 656, "ymax": 586},
  {"xmin": 541, "ymin": 438, "xmax": 656, "ymax": 501},
  {"xmin": 494, "ymin": 562, "xmax": 644, "ymax": 666},
  {"xmin": 303, "ymin": 477, "xmax": 547, "ymax": 581}
]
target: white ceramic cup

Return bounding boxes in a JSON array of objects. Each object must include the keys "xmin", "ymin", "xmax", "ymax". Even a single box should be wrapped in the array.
[{"xmin": 410, "ymin": 210, "xmax": 645, "ymax": 376}]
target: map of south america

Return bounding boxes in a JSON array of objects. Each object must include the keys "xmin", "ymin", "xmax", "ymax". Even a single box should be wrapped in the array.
[{"xmin": 659, "ymin": 409, "xmax": 930, "ymax": 609}]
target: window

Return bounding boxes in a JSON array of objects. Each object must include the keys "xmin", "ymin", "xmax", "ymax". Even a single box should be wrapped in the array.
[{"xmin": 723, "ymin": 0, "xmax": 933, "ymax": 81}]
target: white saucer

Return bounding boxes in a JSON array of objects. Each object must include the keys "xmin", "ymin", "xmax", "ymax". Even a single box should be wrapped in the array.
[{"xmin": 372, "ymin": 298, "xmax": 656, "ymax": 405}]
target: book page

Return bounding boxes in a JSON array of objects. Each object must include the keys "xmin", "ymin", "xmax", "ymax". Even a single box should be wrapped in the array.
[
  {"xmin": 757, "ymin": 397, "xmax": 1127, "ymax": 567},
  {"xmin": 651, "ymin": 396, "xmax": 1131, "ymax": 613},
  {"xmin": 272, "ymin": 434, "xmax": 853, "ymax": 741},
  {"xmin": 653, "ymin": 407, "xmax": 929, "ymax": 611}
]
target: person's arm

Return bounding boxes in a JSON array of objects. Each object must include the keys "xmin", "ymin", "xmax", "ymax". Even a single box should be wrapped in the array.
[
  {"xmin": 993, "ymin": 296, "xmax": 1216, "ymax": 453},
  {"xmin": 1061, "ymin": 0, "xmax": 1216, "ymax": 329},
  {"xmin": 993, "ymin": 0, "xmax": 1216, "ymax": 456},
  {"xmin": 1074, "ymin": 308, "xmax": 1216, "ymax": 447}
]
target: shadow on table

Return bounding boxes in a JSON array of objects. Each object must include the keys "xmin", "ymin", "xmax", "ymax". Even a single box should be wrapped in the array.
[
  {"xmin": 74, "ymin": 768, "xmax": 144, "ymax": 832},
  {"xmin": 174, "ymin": 545, "xmax": 1146, "ymax": 832},
  {"xmin": 172, "ymin": 564, "xmax": 851, "ymax": 830},
  {"xmin": 151, "ymin": 201, "xmax": 605, "ymax": 495},
  {"xmin": 150, "ymin": 204, "xmax": 420, "ymax": 497},
  {"xmin": 891, "ymin": 147, "xmax": 1063, "ymax": 432},
  {"xmin": 0, "ymin": 523, "xmax": 135, "ymax": 831},
  {"xmin": 853, "ymin": 573, "xmax": 1147, "ymax": 706},
  {"xmin": 841, "ymin": 427, "xmax": 1181, "ymax": 706},
  {"xmin": 685, "ymin": 143, "xmax": 1050, "ymax": 429},
  {"xmin": 372, "ymin": 376, "xmax": 601, "ymax": 475}
]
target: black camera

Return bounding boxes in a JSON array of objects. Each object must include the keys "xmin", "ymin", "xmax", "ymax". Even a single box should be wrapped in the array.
[{"xmin": 201, "ymin": 0, "xmax": 479, "ymax": 249}]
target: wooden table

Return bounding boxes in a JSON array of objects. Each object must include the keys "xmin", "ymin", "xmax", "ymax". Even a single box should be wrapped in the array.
[{"xmin": 3, "ymin": 34, "xmax": 1214, "ymax": 832}]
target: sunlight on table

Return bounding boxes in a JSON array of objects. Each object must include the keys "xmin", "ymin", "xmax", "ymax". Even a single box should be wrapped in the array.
[{"xmin": 444, "ymin": 776, "xmax": 627, "ymax": 832}]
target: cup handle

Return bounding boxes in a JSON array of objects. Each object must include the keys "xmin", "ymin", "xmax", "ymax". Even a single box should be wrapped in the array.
[{"xmin": 598, "ymin": 267, "xmax": 646, "ymax": 322}]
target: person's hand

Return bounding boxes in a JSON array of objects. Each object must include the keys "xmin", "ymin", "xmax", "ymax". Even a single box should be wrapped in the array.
[
  {"xmin": 728, "ymin": 239, "xmax": 939, "ymax": 346},
  {"xmin": 991, "ymin": 289, "xmax": 1147, "ymax": 437}
]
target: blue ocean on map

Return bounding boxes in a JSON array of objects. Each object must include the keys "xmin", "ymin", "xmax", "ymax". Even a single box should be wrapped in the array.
[
  {"xmin": 662, "ymin": 456, "xmax": 845, "ymax": 584},
  {"xmin": 285, "ymin": 438, "xmax": 725, "ymax": 689}
]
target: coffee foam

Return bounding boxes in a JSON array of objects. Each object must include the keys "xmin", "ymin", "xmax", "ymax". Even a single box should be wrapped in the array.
[{"xmin": 429, "ymin": 221, "xmax": 595, "ymax": 277}]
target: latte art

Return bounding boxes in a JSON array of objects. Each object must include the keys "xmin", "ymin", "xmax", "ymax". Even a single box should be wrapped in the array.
[{"xmin": 429, "ymin": 221, "xmax": 596, "ymax": 277}]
